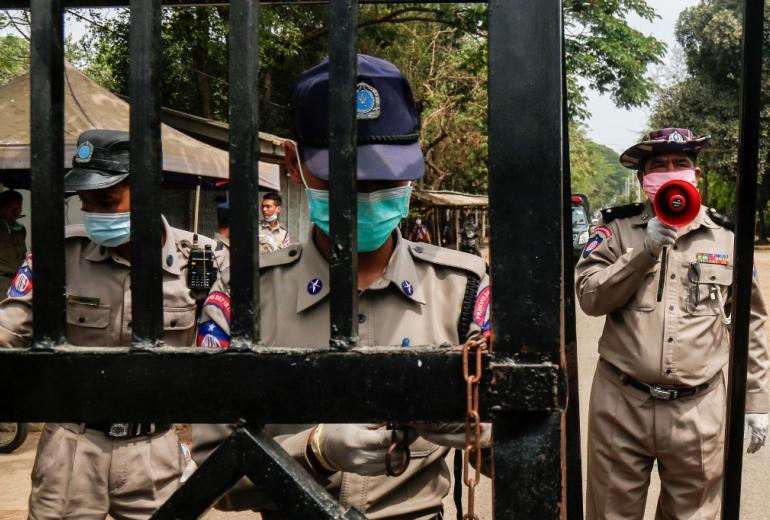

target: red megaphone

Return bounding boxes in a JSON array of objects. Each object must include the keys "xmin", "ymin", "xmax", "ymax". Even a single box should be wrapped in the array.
[{"xmin": 653, "ymin": 179, "xmax": 702, "ymax": 227}]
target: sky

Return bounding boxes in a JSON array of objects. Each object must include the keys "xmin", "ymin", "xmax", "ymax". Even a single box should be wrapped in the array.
[{"xmin": 583, "ymin": 0, "xmax": 701, "ymax": 153}]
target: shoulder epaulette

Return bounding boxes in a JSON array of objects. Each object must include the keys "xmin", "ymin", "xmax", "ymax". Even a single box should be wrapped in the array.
[
  {"xmin": 707, "ymin": 208, "xmax": 734, "ymax": 231},
  {"xmin": 407, "ymin": 241, "xmax": 486, "ymax": 280},
  {"xmin": 259, "ymin": 243, "xmax": 302, "ymax": 270},
  {"xmin": 600, "ymin": 203, "xmax": 645, "ymax": 224}
]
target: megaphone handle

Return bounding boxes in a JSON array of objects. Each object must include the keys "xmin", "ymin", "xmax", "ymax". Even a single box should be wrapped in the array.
[{"xmin": 657, "ymin": 246, "xmax": 668, "ymax": 303}]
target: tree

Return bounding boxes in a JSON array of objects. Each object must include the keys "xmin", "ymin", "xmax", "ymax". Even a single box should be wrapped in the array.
[
  {"xmin": 1, "ymin": 3, "xmax": 665, "ymax": 194},
  {"xmin": 650, "ymin": 0, "xmax": 770, "ymax": 239}
]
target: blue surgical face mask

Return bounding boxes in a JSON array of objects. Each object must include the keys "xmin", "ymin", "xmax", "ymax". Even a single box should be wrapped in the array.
[
  {"xmin": 296, "ymin": 145, "xmax": 412, "ymax": 252},
  {"xmin": 306, "ymin": 185, "xmax": 412, "ymax": 252},
  {"xmin": 82, "ymin": 211, "xmax": 132, "ymax": 247}
]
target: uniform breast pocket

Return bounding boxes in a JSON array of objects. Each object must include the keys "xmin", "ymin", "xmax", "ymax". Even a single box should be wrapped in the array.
[
  {"xmin": 66, "ymin": 302, "xmax": 111, "ymax": 346},
  {"xmin": 163, "ymin": 305, "xmax": 197, "ymax": 346},
  {"xmin": 627, "ymin": 265, "xmax": 660, "ymax": 312},
  {"xmin": 687, "ymin": 263, "xmax": 732, "ymax": 316}
]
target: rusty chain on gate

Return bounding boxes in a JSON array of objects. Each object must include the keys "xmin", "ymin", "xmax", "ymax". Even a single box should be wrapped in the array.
[{"xmin": 462, "ymin": 335, "xmax": 486, "ymax": 520}]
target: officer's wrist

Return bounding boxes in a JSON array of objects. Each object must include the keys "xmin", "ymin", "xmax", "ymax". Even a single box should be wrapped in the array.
[{"xmin": 305, "ymin": 425, "xmax": 336, "ymax": 476}]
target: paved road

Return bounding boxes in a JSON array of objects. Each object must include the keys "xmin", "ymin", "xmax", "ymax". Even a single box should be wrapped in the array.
[{"xmin": 3, "ymin": 250, "xmax": 770, "ymax": 519}]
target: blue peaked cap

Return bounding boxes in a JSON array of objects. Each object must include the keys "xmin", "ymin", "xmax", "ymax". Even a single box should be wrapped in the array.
[{"xmin": 292, "ymin": 54, "xmax": 425, "ymax": 181}]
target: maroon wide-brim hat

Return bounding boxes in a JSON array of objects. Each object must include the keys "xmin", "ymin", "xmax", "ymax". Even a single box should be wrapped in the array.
[{"xmin": 619, "ymin": 128, "xmax": 711, "ymax": 170}]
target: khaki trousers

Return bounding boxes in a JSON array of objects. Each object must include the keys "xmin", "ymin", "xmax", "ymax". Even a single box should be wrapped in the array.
[
  {"xmin": 586, "ymin": 361, "xmax": 725, "ymax": 520},
  {"xmin": 28, "ymin": 423, "xmax": 182, "ymax": 520}
]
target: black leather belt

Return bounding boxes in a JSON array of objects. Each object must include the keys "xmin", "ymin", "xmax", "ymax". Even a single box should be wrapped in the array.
[
  {"xmin": 603, "ymin": 360, "xmax": 711, "ymax": 400},
  {"xmin": 87, "ymin": 422, "xmax": 172, "ymax": 439}
]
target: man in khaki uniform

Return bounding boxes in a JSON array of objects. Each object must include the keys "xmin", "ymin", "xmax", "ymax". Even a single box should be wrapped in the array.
[
  {"xmin": 259, "ymin": 191, "xmax": 289, "ymax": 252},
  {"xmin": 576, "ymin": 128, "xmax": 770, "ymax": 520},
  {"xmin": 193, "ymin": 54, "xmax": 491, "ymax": 519},
  {"xmin": 0, "ymin": 130, "xmax": 228, "ymax": 520},
  {"xmin": 214, "ymin": 199, "xmax": 230, "ymax": 251},
  {"xmin": 0, "ymin": 190, "xmax": 26, "ymax": 294}
]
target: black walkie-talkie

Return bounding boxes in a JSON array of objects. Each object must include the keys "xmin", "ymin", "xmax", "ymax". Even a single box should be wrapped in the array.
[{"xmin": 187, "ymin": 239, "xmax": 216, "ymax": 291}]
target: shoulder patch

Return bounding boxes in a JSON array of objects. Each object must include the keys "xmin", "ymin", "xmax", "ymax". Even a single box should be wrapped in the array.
[
  {"xmin": 600, "ymin": 203, "xmax": 645, "ymax": 224},
  {"xmin": 593, "ymin": 225, "xmax": 612, "ymax": 239},
  {"xmin": 8, "ymin": 266, "xmax": 32, "ymax": 297},
  {"xmin": 407, "ymin": 241, "xmax": 486, "ymax": 280},
  {"xmin": 259, "ymin": 243, "xmax": 302, "ymax": 270},
  {"xmin": 707, "ymin": 208, "xmax": 734, "ymax": 231}
]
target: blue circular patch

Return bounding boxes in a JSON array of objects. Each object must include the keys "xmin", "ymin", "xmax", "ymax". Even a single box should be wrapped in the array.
[
  {"xmin": 76, "ymin": 141, "xmax": 94, "ymax": 162},
  {"xmin": 357, "ymin": 89, "xmax": 375, "ymax": 113},
  {"xmin": 307, "ymin": 278, "xmax": 323, "ymax": 295},
  {"xmin": 401, "ymin": 280, "xmax": 414, "ymax": 296},
  {"xmin": 166, "ymin": 254, "xmax": 174, "ymax": 267}
]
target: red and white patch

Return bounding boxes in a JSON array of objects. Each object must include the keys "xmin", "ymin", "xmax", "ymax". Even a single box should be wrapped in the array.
[
  {"xmin": 594, "ymin": 225, "xmax": 612, "ymax": 239},
  {"xmin": 204, "ymin": 291, "xmax": 231, "ymax": 322},
  {"xmin": 9, "ymin": 266, "xmax": 32, "ymax": 298},
  {"xmin": 473, "ymin": 286, "xmax": 491, "ymax": 327}
]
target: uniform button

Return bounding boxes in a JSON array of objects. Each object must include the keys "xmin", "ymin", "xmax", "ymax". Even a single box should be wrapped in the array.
[
  {"xmin": 673, "ymin": 245, "xmax": 678, "ymax": 250},
  {"xmin": 667, "ymin": 337, "xmax": 673, "ymax": 343},
  {"xmin": 288, "ymin": 249, "xmax": 297, "ymax": 257},
  {"xmin": 710, "ymin": 275, "xmax": 716, "ymax": 281},
  {"xmin": 414, "ymin": 246, "xmax": 424, "ymax": 253},
  {"xmin": 78, "ymin": 317, "xmax": 85, "ymax": 324},
  {"xmin": 670, "ymin": 274, "xmax": 676, "ymax": 279},
  {"xmin": 170, "ymin": 320, "xmax": 177, "ymax": 328},
  {"xmin": 669, "ymin": 306, "xmax": 674, "ymax": 311},
  {"xmin": 665, "ymin": 369, "xmax": 672, "ymax": 374},
  {"xmin": 358, "ymin": 314, "xmax": 366, "ymax": 324}
]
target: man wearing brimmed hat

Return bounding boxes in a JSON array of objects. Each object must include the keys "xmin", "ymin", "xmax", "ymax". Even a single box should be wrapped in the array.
[
  {"xmin": 576, "ymin": 128, "xmax": 770, "ymax": 519},
  {"xmin": 0, "ymin": 129, "xmax": 228, "ymax": 519},
  {"xmin": 193, "ymin": 54, "xmax": 491, "ymax": 519}
]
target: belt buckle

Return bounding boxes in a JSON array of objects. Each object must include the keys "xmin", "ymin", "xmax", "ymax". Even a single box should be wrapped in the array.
[
  {"xmin": 108, "ymin": 423, "xmax": 131, "ymax": 438},
  {"xmin": 650, "ymin": 385, "xmax": 677, "ymax": 400}
]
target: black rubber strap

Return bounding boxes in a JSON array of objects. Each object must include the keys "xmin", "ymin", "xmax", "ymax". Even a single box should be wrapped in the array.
[
  {"xmin": 453, "ymin": 448, "xmax": 463, "ymax": 520},
  {"xmin": 457, "ymin": 273, "xmax": 481, "ymax": 341}
]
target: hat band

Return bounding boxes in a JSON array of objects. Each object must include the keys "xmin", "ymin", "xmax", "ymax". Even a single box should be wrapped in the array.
[
  {"xmin": 71, "ymin": 157, "xmax": 130, "ymax": 174},
  {"xmin": 300, "ymin": 133, "xmax": 420, "ymax": 147}
]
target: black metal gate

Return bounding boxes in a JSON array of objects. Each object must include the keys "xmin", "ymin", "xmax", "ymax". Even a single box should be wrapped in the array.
[{"xmin": 0, "ymin": 0, "xmax": 765, "ymax": 518}]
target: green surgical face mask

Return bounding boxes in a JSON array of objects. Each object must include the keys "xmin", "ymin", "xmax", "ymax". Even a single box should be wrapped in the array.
[{"xmin": 305, "ymin": 185, "xmax": 412, "ymax": 252}]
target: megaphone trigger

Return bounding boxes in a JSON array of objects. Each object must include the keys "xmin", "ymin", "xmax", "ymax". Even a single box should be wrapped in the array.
[{"xmin": 653, "ymin": 179, "xmax": 702, "ymax": 228}]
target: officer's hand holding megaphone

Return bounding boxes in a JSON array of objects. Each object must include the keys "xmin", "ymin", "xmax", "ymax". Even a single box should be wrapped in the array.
[{"xmin": 644, "ymin": 218, "xmax": 677, "ymax": 258}]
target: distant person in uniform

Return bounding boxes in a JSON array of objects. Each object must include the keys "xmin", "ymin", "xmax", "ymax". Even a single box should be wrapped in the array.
[
  {"xmin": 259, "ymin": 192, "xmax": 289, "ymax": 252},
  {"xmin": 0, "ymin": 130, "xmax": 228, "ymax": 520},
  {"xmin": 215, "ymin": 199, "xmax": 229, "ymax": 251},
  {"xmin": 408, "ymin": 217, "xmax": 431, "ymax": 244},
  {"xmin": 0, "ymin": 190, "xmax": 26, "ymax": 294},
  {"xmin": 193, "ymin": 54, "xmax": 491, "ymax": 519},
  {"xmin": 576, "ymin": 128, "xmax": 769, "ymax": 520}
]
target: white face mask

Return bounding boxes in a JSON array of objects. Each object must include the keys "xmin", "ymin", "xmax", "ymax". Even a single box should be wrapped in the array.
[{"xmin": 264, "ymin": 213, "xmax": 278, "ymax": 222}]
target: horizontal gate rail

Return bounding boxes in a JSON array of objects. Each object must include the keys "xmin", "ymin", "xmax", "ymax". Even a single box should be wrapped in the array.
[
  {"xmin": 0, "ymin": 348, "xmax": 561, "ymax": 422},
  {"xmin": 6, "ymin": 0, "xmax": 487, "ymax": 7}
]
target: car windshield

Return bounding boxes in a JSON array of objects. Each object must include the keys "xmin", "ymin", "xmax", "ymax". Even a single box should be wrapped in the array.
[{"xmin": 572, "ymin": 206, "xmax": 587, "ymax": 226}]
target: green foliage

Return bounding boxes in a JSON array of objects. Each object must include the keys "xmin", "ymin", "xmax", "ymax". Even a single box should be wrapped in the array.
[
  {"xmin": 1, "ymin": 4, "xmax": 665, "ymax": 195},
  {"xmin": 0, "ymin": 35, "xmax": 28, "ymax": 85},
  {"xmin": 570, "ymin": 125, "xmax": 637, "ymax": 210}
]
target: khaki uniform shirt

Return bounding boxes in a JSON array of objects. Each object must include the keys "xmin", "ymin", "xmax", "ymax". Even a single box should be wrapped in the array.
[
  {"xmin": 575, "ymin": 203, "xmax": 770, "ymax": 412},
  {"xmin": 0, "ymin": 216, "xmax": 228, "ymax": 348},
  {"xmin": 193, "ymin": 229, "xmax": 489, "ymax": 519},
  {"xmin": 215, "ymin": 232, "xmax": 230, "ymax": 251},
  {"xmin": 259, "ymin": 221, "xmax": 289, "ymax": 253},
  {"xmin": 0, "ymin": 221, "xmax": 26, "ymax": 293}
]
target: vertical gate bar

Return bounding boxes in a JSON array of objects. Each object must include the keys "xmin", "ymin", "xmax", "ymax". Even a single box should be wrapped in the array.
[
  {"xmin": 228, "ymin": 0, "xmax": 260, "ymax": 342},
  {"xmin": 489, "ymin": 0, "xmax": 564, "ymax": 517},
  {"xmin": 328, "ymin": 0, "xmax": 359, "ymax": 350},
  {"xmin": 721, "ymin": 0, "xmax": 765, "ymax": 517},
  {"xmin": 30, "ymin": 0, "xmax": 65, "ymax": 347},
  {"xmin": 561, "ymin": 19, "xmax": 583, "ymax": 520},
  {"xmin": 129, "ymin": 0, "xmax": 164, "ymax": 345}
]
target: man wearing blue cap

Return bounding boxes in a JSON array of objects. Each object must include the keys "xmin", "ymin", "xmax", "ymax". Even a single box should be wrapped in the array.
[
  {"xmin": 194, "ymin": 55, "xmax": 491, "ymax": 519},
  {"xmin": 576, "ymin": 128, "xmax": 769, "ymax": 519},
  {"xmin": 0, "ymin": 129, "xmax": 228, "ymax": 519}
]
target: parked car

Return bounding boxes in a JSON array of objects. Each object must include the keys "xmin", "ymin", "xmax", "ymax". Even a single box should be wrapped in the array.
[{"xmin": 571, "ymin": 194, "xmax": 591, "ymax": 261}]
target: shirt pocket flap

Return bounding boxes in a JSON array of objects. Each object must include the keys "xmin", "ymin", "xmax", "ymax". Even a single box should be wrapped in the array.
[
  {"xmin": 696, "ymin": 264, "xmax": 733, "ymax": 286},
  {"xmin": 164, "ymin": 306, "xmax": 196, "ymax": 331},
  {"xmin": 66, "ymin": 302, "xmax": 111, "ymax": 329}
]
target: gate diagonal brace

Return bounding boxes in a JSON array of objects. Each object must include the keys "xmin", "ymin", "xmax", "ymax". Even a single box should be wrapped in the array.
[{"xmin": 152, "ymin": 426, "xmax": 367, "ymax": 520}]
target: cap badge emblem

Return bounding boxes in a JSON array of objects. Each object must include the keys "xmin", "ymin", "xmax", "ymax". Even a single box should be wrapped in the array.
[
  {"xmin": 356, "ymin": 82, "xmax": 381, "ymax": 120},
  {"xmin": 668, "ymin": 130, "xmax": 685, "ymax": 143},
  {"xmin": 75, "ymin": 141, "xmax": 94, "ymax": 163}
]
